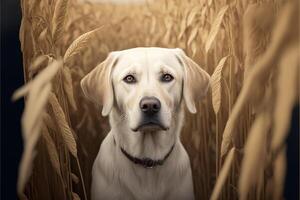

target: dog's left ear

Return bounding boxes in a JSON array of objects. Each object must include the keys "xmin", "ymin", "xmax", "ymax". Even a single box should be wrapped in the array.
[
  {"xmin": 174, "ymin": 48, "xmax": 210, "ymax": 114},
  {"xmin": 80, "ymin": 52, "xmax": 118, "ymax": 116}
]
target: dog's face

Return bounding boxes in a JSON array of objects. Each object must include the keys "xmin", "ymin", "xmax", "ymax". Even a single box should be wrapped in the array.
[
  {"xmin": 81, "ymin": 48, "xmax": 210, "ymax": 132},
  {"xmin": 111, "ymin": 49, "xmax": 183, "ymax": 132}
]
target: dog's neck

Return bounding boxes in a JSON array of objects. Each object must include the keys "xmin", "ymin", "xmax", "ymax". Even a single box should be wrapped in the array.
[
  {"xmin": 108, "ymin": 107, "xmax": 184, "ymax": 161},
  {"xmin": 120, "ymin": 143, "xmax": 175, "ymax": 168}
]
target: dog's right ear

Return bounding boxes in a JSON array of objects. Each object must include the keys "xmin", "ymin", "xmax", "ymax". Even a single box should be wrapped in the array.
[{"xmin": 80, "ymin": 52, "xmax": 118, "ymax": 116}]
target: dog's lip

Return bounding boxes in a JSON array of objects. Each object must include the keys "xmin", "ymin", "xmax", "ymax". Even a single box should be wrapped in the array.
[{"xmin": 132, "ymin": 122, "xmax": 168, "ymax": 132}]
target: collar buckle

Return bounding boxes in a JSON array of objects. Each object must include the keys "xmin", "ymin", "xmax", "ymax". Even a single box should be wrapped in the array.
[{"xmin": 143, "ymin": 158, "xmax": 155, "ymax": 168}]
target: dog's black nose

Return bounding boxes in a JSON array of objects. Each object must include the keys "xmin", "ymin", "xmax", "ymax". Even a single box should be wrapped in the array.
[{"xmin": 139, "ymin": 97, "xmax": 161, "ymax": 115}]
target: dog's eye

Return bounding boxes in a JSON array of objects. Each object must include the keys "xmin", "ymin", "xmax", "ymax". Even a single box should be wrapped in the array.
[
  {"xmin": 161, "ymin": 73, "xmax": 174, "ymax": 82},
  {"xmin": 123, "ymin": 75, "xmax": 136, "ymax": 84}
]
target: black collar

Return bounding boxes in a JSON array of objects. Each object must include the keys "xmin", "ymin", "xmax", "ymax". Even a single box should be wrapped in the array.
[{"xmin": 120, "ymin": 144, "xmax": 175, "ymax": 169}]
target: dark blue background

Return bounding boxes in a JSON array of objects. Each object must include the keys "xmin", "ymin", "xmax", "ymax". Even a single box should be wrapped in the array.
[{"xmin": 1, "ymin": 1, "xmax": 24, "ymax": 199}]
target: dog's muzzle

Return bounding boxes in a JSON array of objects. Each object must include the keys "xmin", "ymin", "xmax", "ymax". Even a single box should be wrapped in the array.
[{"xmin": 132, "ymin": 96, "xmax": 168, "ymax": 132}]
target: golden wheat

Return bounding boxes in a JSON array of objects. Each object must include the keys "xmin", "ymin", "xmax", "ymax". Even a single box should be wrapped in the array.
[{"xmin": 14, "ymin": 0, "xmax": 299, "ymax": 199}]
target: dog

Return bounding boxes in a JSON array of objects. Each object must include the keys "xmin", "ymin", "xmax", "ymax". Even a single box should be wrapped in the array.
[{"xmin": 81, "ymin": 47, "xmax": 210, "ymax": 200}]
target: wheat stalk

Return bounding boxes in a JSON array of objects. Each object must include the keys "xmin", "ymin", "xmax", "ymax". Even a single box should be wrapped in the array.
[
  {"xmin": 42, "ymin": 125, "xmax": 62, "ymax": 178},
  {"xmin": 238, "ymin": 111, "xmax": 270, "ymax": 200},
  {"xmin": 271, "ymin": 44, "xmax": 299, "ymax": 152},
  {"xmin": 52, "ymin": 0, "xmax": 69, "ymax": 45},
  {"xmin": 210, "ymin": 55, "xmax": 229, "ymax": 115},
  {"xmin": 63, "ymin": 26, "xmax": 104, "ymax": 63},
  {"xmin": 49, "ymin": 92, "xmax": 77, "ymax": 157},
  {"xmin": 205, "ymin": 5, "xmax": 228, "ymax": 52},
  {"xmin": 210, "ymin": 147, "xmax": 235, "ymax": 200},
  {"xmin": 220, "ymin": 3, "xmax": 295, "ymax": 157},
  {"xmin": 273, "ymin": 146, "xmax": 287, "ymax": 200}
]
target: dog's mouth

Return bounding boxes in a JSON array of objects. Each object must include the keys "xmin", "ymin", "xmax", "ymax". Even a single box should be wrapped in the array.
[{"xmin": 132, "ymin": 121, "xmax": 168, "ymax": 132}]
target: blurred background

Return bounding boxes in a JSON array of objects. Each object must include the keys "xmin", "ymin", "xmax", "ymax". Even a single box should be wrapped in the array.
[
  {"xmin": 1, "ymin": 0, "xmax": 299, "ymax": 200},
  {"xmin": 1, "ymin": 1, "xmax": 24, "ymax": 200}
]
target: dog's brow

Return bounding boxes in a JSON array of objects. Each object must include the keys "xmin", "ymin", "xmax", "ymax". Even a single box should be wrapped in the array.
[
  {"xmin": 118, "ymin": 67, "xmax": 138, "ymax": 81},
  {"xmin": 159, "ymin": 65, "xmax": 176, "ymax": 75}
]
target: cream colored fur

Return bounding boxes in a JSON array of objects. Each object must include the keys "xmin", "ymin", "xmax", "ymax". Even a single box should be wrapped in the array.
[{"xmin": 81, "ymin": 47, "xmax": 210, "ymax": 200}]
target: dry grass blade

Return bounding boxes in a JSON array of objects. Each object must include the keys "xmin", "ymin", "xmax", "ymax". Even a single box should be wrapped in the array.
[
  {"xmin": 205, "ymin": 5, "xmax": 228, "ymax": 52},
  {"xmin": 220, "ymin": 3, "xmax": 295, "ymax": 157},
  {"xmin": 243, "ymin": 3, "xmax": 274, "ymax": 77},
  {"xmin": 52, "ymin": 0, "xmax": 69, "ymax": 45},
  {"xmin": 22, "ymin": 83, "xmax": 52, "ymax": 141},
  {"xmin": 12, "ymin": 59, "xmax": 62, "ymax": 102},
  {"xmin": 49, "ymin": 93, "xmax": 77, "ymax": 157},
  {"xmin": 178, "ymin": 16, "xmax": 187, "ymax": 40},
  {"xmin": 273, "ymin": 147, "xmax": 286, "ymax": 200},
  {"xmin": 38, "ymin": 28, "xmax": 48, "ymax": 42},
  {"xmin": 18, "ymin": 83, "xmax": 52, "ymax": 197},
  {"xmin": 42, "ymin": 125, "xmax": 62, "ymax": 178},
  {"xmin": 15, "ymin": 59, "xmax": 61, "ymax": 197},
  {"xmin": 271, "ymin": 44, "xmax": 299, "ymax": 152},
  {"xmin": 242, "ymin": 3, "xmax": 274, "ymax": 114},
  {"xmin": 22, "ymin": 62, "xmax": 62, "ymax": 138},
  {"xmin": 18, "ymin": 146, "xmax": 37, "ymax": 200},
  {"xmin": 187, "ymin": 28, "xmax": 198, "ymax": 47},
  {"xmin": 63, "ymin": 27, "xmax": 103, "ymax": 63},
  {"xmin": 210, "ymin": 147, "xmax": 235, "ymax": 200},
  {"xmin": 12, "ymin": 81, "xmax": 33, "ymax": 102},
  {"xmin": 28, "ymin": 55, "xmax": 49, "ymax": 78},
  {"xmin": 62, "ymin": 67, "xmax": 77, "ymax": 111},
  {"xmin": 72, "ymin": 192, "xmax": 81, "ymax": 200},
  {"xmin": 238, "ymin": 112, "xmax": 270, "ymax": 200},
  {"xmin": 71, "ymin": 172, "xmax": 79, "ymax": 184},
  {"xmin": 210, "ymin": 56, "xmax": 229, "ymax": 115},
  {"xmin": 187, "ymin": 6, "xmax": 200, "ymax": 27},
  {"xmin": 43, "ymin": 113, "xmax": 57, "ymax": 131}
]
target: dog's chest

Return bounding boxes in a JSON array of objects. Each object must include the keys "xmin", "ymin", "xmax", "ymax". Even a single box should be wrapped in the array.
[{"xmin": 121, "ymin": 167, "xmax": 171, "ymax": 200}]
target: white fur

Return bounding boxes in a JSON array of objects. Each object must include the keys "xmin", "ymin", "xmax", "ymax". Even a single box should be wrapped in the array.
[{"xmin": 81, "ymin": 47, "xmax": 210, "ymax": 200}]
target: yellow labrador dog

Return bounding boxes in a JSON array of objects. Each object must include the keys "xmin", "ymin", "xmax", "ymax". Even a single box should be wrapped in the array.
[{"xmin": 81, "ymin": 47, "xmax": 210, "ymax": 200}]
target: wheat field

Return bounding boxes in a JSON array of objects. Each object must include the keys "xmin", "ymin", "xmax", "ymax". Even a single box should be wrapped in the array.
[{"xmin": 13, "ymin": 0, "xmax": 299, "ymax": 199}]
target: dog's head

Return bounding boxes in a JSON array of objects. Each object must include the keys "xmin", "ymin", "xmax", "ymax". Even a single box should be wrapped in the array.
[{"xmin": 81, "ymin": 48, "xmax": 210, "ymax": 133}]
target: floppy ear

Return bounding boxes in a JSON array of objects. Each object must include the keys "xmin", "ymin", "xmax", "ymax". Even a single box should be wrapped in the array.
[
  {"xmin": 80, "ymin": 52, "xmax": 118, "ymax": 116},
  {"xmin": 174, "ymin": 48, "xmax": 210, "ymax": 114}
]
